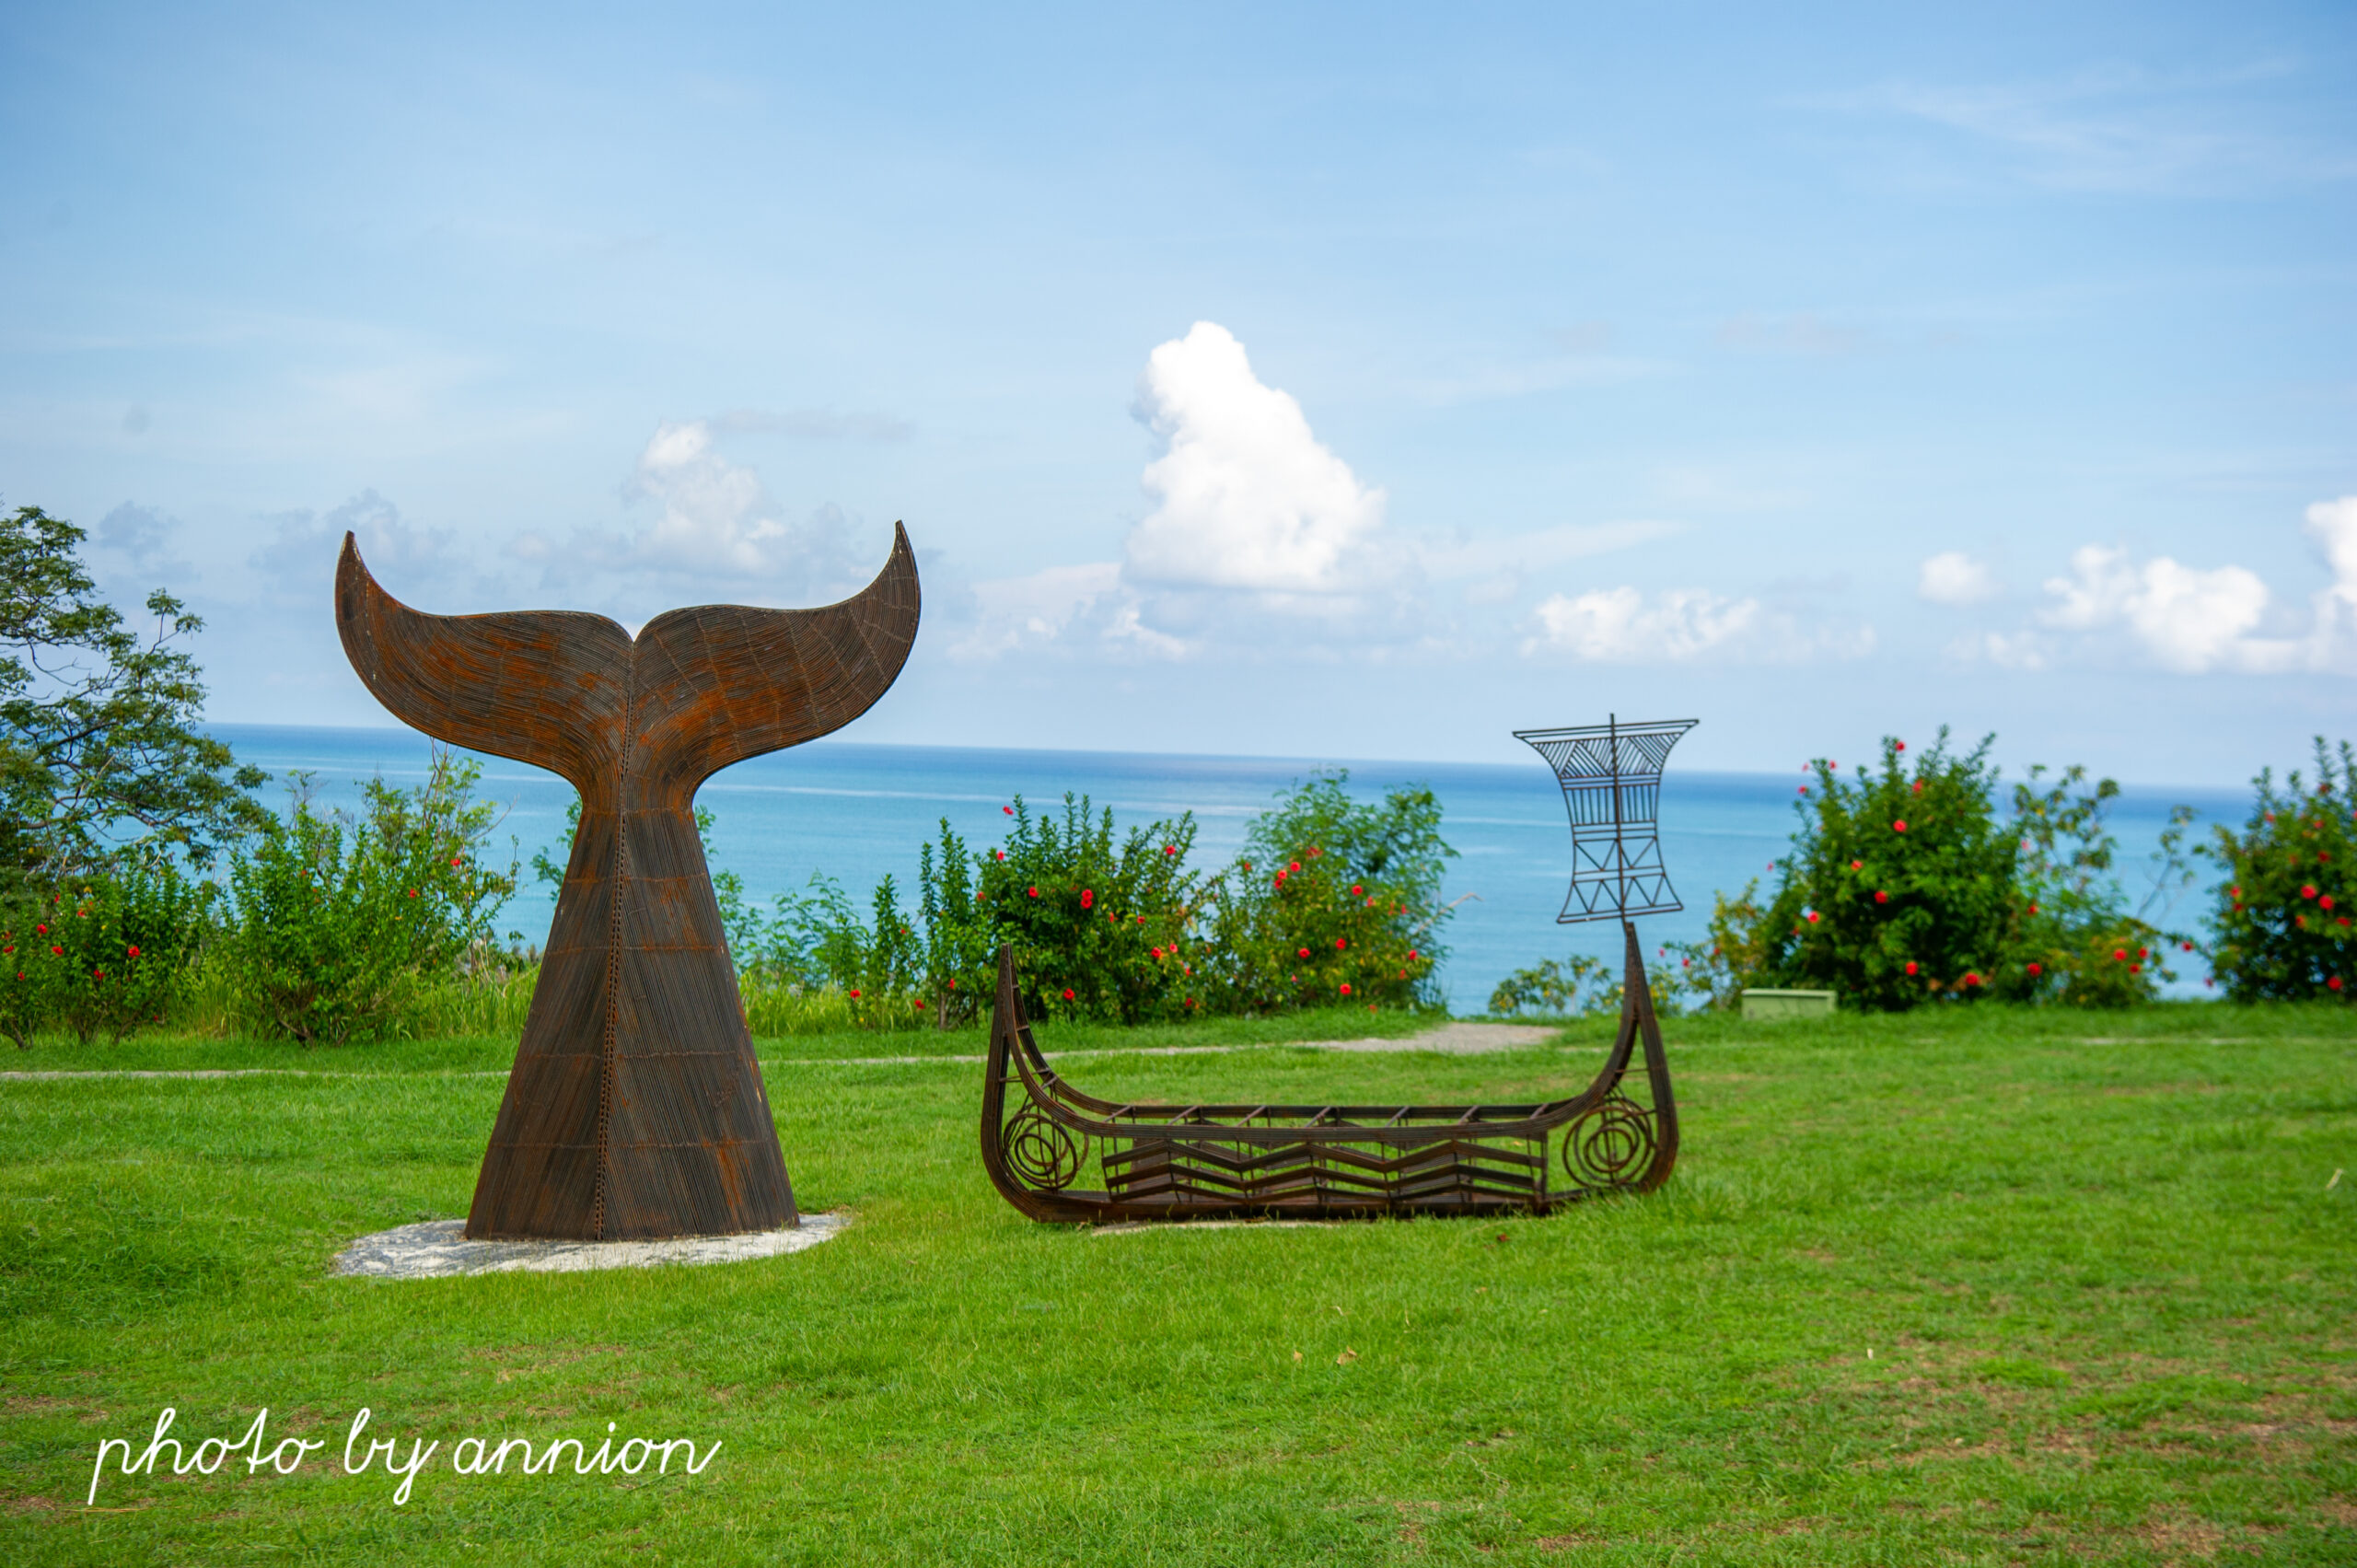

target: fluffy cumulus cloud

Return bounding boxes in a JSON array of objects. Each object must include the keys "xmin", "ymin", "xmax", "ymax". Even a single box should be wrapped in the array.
[
  {"xmin": 2038, "ymin": 544, "xmax": 2282, "ymax": 672},
  {"xmin": 1918, "ymin": 551, "xmax": 1997, "ymax": 605},
  {"xmin": 1523, "ymin": 586, "xmax": 1874, "ymax": 664},
  {"xmin": 2307, "ymin": 496, "xmax": 2357, "ymax": 655},
  {"xmin": 952, "ymin": 322, "xmax": 1736, "ymax": 667},
  {"xmin": 513, "ymin": 420, "xmax": 874, "ymax": 602},
  {"xmin": 1961, "ymin": 497, "xmax": 2357, "ymax": 674},
  {"xmin": 1122, "ymin": 322, "xmax": 1389, "ymax": 595}
]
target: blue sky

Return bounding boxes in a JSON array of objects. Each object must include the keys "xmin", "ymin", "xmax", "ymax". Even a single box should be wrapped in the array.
[{"xmin": 3, "ymin": 2, "xmax": 2351, "ymax": 786}]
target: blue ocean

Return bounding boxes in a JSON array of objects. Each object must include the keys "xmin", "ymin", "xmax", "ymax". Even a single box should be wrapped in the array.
[{"xmin": 206, "ymin": 725, "xmax": 2246, "ymax": 1007}]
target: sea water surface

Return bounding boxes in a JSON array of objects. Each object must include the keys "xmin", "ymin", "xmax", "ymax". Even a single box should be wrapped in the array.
[{"xmin": 208, "ymin": 725, "xmax": 2243, "ymax": 1007}]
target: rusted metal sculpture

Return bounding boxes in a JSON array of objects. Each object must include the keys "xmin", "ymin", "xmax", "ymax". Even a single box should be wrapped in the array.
[
  {"xmin": 980, "ymin": 928, "xmax": 1677, "ymax": 1221},
  {"xmin": 335, "ymin": 527, "xmax": 921, "ymax": 1240},
  {"xmin": 979, "ymin": 714, "xmax": 1691, "ymax": 1224}
]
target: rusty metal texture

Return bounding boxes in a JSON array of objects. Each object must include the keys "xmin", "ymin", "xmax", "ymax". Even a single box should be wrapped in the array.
[
  {"xmin": 979, "ymin": 928, "xmax": 1678, "ymax": 1223},
  {"xmin": 335, "ymin": 526, "xmax": 921, "ymax": 1239}
]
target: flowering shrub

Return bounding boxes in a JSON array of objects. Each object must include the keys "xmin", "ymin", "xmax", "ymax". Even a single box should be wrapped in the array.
[
  {"xmin": 1672, "ymin": 730, "xmax": 2186, "ymax": 1011},
  {"xmin": 220, "ymin": 753, "xmax": 517, "ymax": 1043},
  {"xmin": 724, "ymin": 772, "xmax": 1456, "ymax": 1029},
  {"xmin": 1193, "ymin": 772, "xmax": 1453, "ymax": 1016},
  {"xmin": 2202, "ymin": 738, "xmax": 2353, "ymax": 1002},
  {"xmin": 0, "ymin": 852, "xmax": 210, "ymax": 1046},
  {"xmin": 926, "ymin": 798, "xmax": 1202, "ymax": 1024}
]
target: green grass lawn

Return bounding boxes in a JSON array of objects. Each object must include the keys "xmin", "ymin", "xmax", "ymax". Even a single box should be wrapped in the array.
[{"xmin": 1, "ymin": 1004, "xmax": 2351, "ymax": 1564}]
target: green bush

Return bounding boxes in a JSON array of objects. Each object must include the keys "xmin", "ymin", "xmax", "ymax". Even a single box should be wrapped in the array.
[
  {"xmin": 1, "ymin": 852, "xmax": 211, "ymax": 1046},
  {"xmin": 2202, "ymin": 738, "xmax": 2354, "ymax": 1002},
  {"xmin": 1668, "ymin": 730, "xmax": 2188, "ymax": 1012},
  {"xmin": 220, "ymin": 753, "xmax": 517, "ymax": 1043},
  {"xmin": 1193, "ymin": 772, "xmax": 1451, "ymax": 1016},
  {"xmin": 718, "ymin": 772, "xmax": 1456, "ymax": 1029}
]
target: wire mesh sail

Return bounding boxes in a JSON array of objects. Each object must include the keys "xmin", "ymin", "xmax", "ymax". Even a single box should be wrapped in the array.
[{"xmin": 1513, "ymin": 715, "xmax": 1697, "ymax": 924}]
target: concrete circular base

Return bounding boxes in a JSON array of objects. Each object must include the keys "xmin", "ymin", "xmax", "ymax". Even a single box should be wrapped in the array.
[{"xmin": 331, "ymin": 1213, "xmax": 850, "ymax": 1279}]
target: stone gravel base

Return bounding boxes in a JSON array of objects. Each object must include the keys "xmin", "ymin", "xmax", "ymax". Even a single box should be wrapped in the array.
[{"xmin": 331, "ymin": 1213, "xmax": 850, "ymax": 1279}]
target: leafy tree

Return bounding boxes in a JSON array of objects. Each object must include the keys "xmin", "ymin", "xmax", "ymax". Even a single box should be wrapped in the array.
[{"xmin": 0, "ymin": 505, "xmax": 267, "ymax": 889}]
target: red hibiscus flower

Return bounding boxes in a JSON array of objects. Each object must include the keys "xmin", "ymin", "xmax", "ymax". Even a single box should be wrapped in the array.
[
  {"xmin": 1062, "ymin": 988, "xmax": 1075, "ymax": 1002},
  {"xmin": 1334, "ymin": 936, "xmax": 1347, "ymax": 950},
  {"xmin": 1080, "ymin": 889, "xmax": 1094, "ymax": 911},
  {"xmin": 1027, "ymin": 887, "xmax": 1039, "ymax": 899},
  {"xmin": 1892, "ymin": 820, "xmax": 1908, "ymax": 833},
  {"xmin": 2027, "ymin": 962, "xmax": 2042, "ymax": 977},
  {"xmin": 1339, "ymin": 982, "xmax": 1351, "ymax": 995},
  {"xmin": 1875, "ymin": 890, "xmax": 1888, "ymax": 904},
  {"xmin": 1904, "ymin": 960, "xmax": 1919, "ymax": 976}
]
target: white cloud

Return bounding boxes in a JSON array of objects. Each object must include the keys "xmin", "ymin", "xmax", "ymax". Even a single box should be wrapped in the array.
[
  {"xmin": 2038, "ymin": 543, "xmax": 2295, "ymax": 673},
  {"xmin": 2307, "ymin": 496, "xmax": 2357, "ymax": 659},
  {"xmin": 1527, "ymin": 587, "xmax": 1759, "ymax": 661},
  {"xmin": 514, "ymin": 419, "xmax": 871, "ymax": 600},
  {"xmin": 1525, "ymin": 585, "xmax": 1877, "ymax": 665},
  {"xmin": 1122, "ymin": 322, "xmax": 1387, "ymax": 595},
  {"xmin": 947, "ymin": 323, "xmax": 1692, "ymax": 666},
  {"xmin": 251, "ymin": 490, "xmax": 461, "ymax": 605},
  {"xmin": 955, "ymin": 563, "xmax": 1126, "ymax": 658},
  {"xmin": 1918, "ymin": 551, "xmax": 1998, "ymax": 605},
  {"xmin": 1943, "ymin": 500, "xmax": 2357, "ymax": 676}
]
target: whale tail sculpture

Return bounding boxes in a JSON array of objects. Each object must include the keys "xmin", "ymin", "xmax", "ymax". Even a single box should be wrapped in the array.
[{"xmin": 335, "ymin": 526, "xmax": 921, "ymax": 1239}]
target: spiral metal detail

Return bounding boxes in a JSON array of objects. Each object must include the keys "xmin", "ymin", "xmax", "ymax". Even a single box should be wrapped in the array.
[
  {"xmin": 1003, "ymin": 1109, "xmax": 1086, "ymax": 1191},
  {"xmin": 1562, "ymin": 1095, "xmax": 1655, "ymax": 1191}
]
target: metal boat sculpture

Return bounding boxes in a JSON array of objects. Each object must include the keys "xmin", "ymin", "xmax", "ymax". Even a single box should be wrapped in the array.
[
  {"xmin": 980, "ymin": 713, "xmax": 1692, "ymax": 1224},
  {"xmin": 979, "ymin": 933, "xmax": 1677, "ymax": 1222},
  {"xmin": 335, "ymin": 526, "xmax": 921, "ymax": 1239}
]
